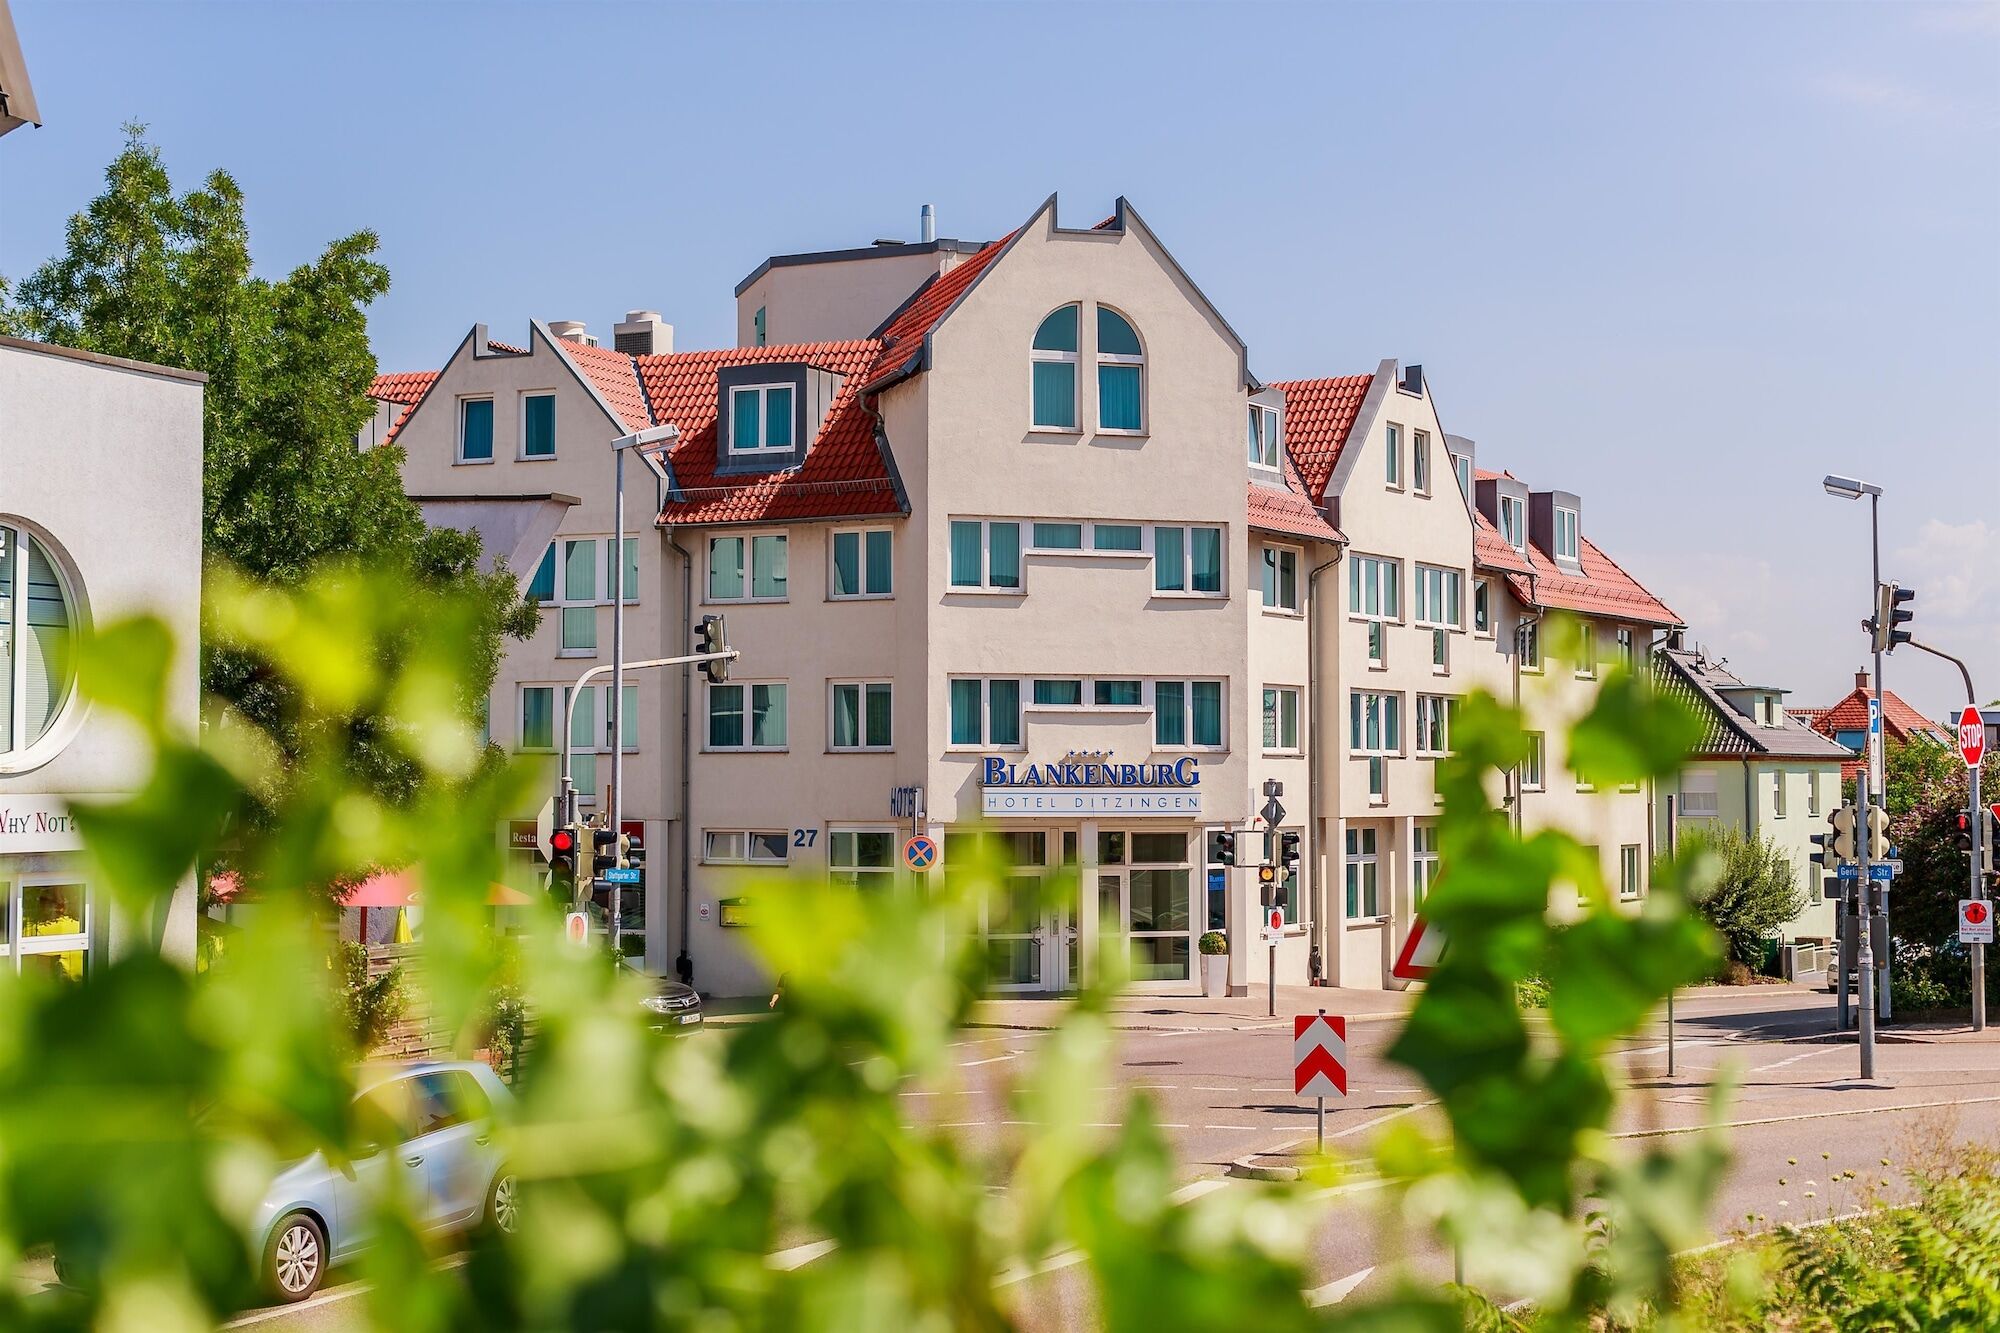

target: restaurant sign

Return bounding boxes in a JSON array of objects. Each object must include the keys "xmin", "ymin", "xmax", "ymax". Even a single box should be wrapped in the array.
[
  {"xmin": 0, "ymin": 794, "xmax": 103, "ymax": 854},
  {"xmin": 980, "ymin": 754, "xmax": 1202, "ymax": 817}
]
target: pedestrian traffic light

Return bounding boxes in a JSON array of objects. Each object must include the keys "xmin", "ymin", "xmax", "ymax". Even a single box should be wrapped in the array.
[
  {"xmin": 1279, "ymin": 830, "xmax": 1302, "ymax": 874},
  {"xmin": 1809, "ymin": 831, "xmax": 1838, "ymax": 873},
  {"xmin": 1828, "ymin": 805, "xmax": 1857, "ymax": 861},
  {"xmin": 1257, "ymin": 863, "xmax": 1277, "ymax": 908},
  {"xmin": 623, "ymin": 830, "xmax": 644, "ymax": 869},
  {"xmin": 591, "ymin": 825, "xmax": 620, "ymax": 880},
  {"xmin": 1957, "ymin": 811, "xmax": 1977, "ymax": 855},
  {"xmin": 697, "ymin": 613, "xmax": 730, "ymax": 684},
  {"xmin": 1870, "ymin": 583, "xmax": 1915, "ymax": 653},
  {"xmin": 1213, "ymin": 831, "xmax": 1237, "ymax": 867},
  {"xmin": 547, "ymin": 824, "xmax": 579, "ymax": 905},
  {"xmin": 1865, "ymin": 805, "xmax": 1892, "ymax": 860}
]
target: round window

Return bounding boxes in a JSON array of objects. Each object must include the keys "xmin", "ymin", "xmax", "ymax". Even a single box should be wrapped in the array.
[{"xmin": 0, "ymin": 518, "xmax": 88, "ymax": 773}]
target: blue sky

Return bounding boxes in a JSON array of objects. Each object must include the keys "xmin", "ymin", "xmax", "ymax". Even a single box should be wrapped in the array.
[{"xmin": 6, "ymin": 1, "xmax": 1995, "ymax": 718}]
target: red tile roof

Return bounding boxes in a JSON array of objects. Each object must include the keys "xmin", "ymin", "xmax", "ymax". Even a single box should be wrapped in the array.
[
  {"xmin": 865, "ymin": 233, "xmax": 1017, "ymax": 390},
  {"xmin": 552, "ymin": 336, "xmax": 654, "ymax": 433},
  {"xmin": 1247, "ymin": 482, "xmax": 1342, "ymax": 543},
  {"xmin": 1271, "ymin": 374, "xmax": 1374, "ymax": 504},
  {"xmin": 637, "ymin": 340, "xmax": 900, "ymax": 525},
  {"xmin": 1469, "ymin": 474, "xmax": 1678, "ymax": 625},
  {"xmin": 1801, "ymin": 686, "xmax": 1945, "ymax": 740},
  {"xmin": 1472, "ymin": 508, "xmax": 1534, "ymax": 575},
  {"xmin": 370, "ymin": 370, "xmax": 436, "ymax": 405}
]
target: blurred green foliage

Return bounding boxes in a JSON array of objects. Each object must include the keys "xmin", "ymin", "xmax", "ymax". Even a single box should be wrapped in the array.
[{"xmin": 0, "ymin": 570, "xmax": 1733, "ymax": 1330}]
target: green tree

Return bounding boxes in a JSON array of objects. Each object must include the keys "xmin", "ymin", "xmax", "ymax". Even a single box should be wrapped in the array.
[
  {"xmin": 1883, "ymin": 740, "xmax": 1999, "ymax": 955},
  {"xmin": 2, "ymin": 126, "xmax": 535, "ymax": 810},
  {"xmin": 1683, "ymin": 824, "xmax": 1806, "ymax": 968}
]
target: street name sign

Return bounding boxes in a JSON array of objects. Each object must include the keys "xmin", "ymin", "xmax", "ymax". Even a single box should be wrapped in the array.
[
  {"xmin": 1836, "ymin": 861, "xmax": 1899, "ymax": 883},
  {"xmin": 1294, "ymin": 1013, "xmax": 1347, "ymax": 1098},
  {"xmin": 601, "ymin": 866, "xmax": 641, "ymax": 885},
  {"xmin": 1960, "ymin": 706, "xmax": 1985, "ymax": 769},
  {"xmin": 1961, "ymin": 900, "xmax": 1993, "ymax": 945}
]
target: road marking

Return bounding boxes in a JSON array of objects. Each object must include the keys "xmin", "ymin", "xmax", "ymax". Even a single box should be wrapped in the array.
[
  {"xmin": 1307, "ymin": 1266, "xmax": 1375, "ymax": 1306},
  {"xmin": 961, "ymin": 1053, "xmax": 1018, "ymax": 1067},
  {"xmin": 766, "ymin": 1239, "xmax": 838, "ymax": 1271},
  {"xmin": 1625, "ymin": 1039, "xmax": 1719, "ymax": 1057},
  {"xmin": 993, "ymin": 1246, "xmax": 1086, "ymax": 1287},
  {"xmin": 1329, "ymin": 1099, "xmax": 1437, "ymax": 1141},
  {"xmin": 223, "ymin": 1256, "xmax": 468, "ymax": 1327},
  {"xmin": 1204, "ymin": 1124, "xmax": 1257, "ymax": 1131},
  {"xmin": 1751, "ymin": 1047, "xmax": 1832, "ymax": 1073},
  {"xmin": 1170, "ymin": 1178, "xmax": 1230, "ymax": 1204},
  {"xmin": 1614, "ymin": 1092, "xmax": 2000, "ymax": 1139}
]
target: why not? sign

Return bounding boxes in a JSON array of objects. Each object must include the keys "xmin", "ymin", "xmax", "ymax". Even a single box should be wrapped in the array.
[
  {"xmin": 1961, "ymin": 900, "xmax": 1993, "ymax": 945},
  {"xmin": 1960, "ymin": 705, "xmax": 1986, "ymax": 769},
  {"xmin": 1294, "ymin": 1013, "xmax": 1347, "ymax": 1098}
]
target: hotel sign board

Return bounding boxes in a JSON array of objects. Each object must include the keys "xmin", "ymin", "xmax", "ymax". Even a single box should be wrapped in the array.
[{"xmin": 980, "ymin": 756, "xmax": 1202, "ymax": 817}]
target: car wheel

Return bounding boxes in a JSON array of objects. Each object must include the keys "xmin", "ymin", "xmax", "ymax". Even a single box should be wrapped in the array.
[
  {"xmin": 265, "ymin": 1212, "xmax": 327, "ymax": 1303},
  {"xmin": 486, "ymin": 1169, "xmax": 520, "ymax": 1236}
]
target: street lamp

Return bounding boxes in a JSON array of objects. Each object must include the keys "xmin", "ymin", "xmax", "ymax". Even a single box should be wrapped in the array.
[
  {"xmin": 1822, "ymin": 472, "xmax": 1888, "ymax": 1076},
  {"xmin": 606, "ymin": 422, "xmax": 677, "ymax": 959}
]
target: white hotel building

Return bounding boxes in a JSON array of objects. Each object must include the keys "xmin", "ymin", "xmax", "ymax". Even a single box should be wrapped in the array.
[{"xmin": 372, "ymin": 196, "xmax": 1679, "ymax": 998}]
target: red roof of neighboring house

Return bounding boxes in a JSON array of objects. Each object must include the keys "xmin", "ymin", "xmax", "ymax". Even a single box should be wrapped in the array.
[
  {"xmin": 865, "ymin": 233, "xmax": 1017, "ymax": 390},
  {"xmin": 1472, "ymin": 508, "xmax": 1535, "ymax": 575},
  {"xmin": 638, "ymin": 339, "xmax": 900, "ymax": 525},
  {"xmin": 1270, "ymin": 374, "xmax": 1374, "ymax": 504},
  {"xmin": 1247, "ymin": 481, "xmax": 1343, "ymax": 543},
  {"xmin": 555, "ymin": 336, "xmax": 654, "ymax": 433},
  {"xmin": 370, "ymin": 370, "xmax": 436, "ymax": 405},
  {"xmin": 1801, "ymin": 685, "xmax": 1945, "ymax": 740},
  {"xmin": 1469, "ymin": 469, "xmax": 1678, "ymax": 625}
]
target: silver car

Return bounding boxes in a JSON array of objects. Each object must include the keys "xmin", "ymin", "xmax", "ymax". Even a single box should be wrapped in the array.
[{"xmin": 251, "ymin": 1061, "xmax": 518, "ymax": 1302}]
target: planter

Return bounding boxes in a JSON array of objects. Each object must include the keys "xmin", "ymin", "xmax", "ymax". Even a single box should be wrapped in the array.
[{"xmin": 1202, "ymin": 952, "xmax": 1229, "ymax": 998}]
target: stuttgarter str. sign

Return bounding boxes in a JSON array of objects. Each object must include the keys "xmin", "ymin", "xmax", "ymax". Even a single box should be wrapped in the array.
[{"xmin": 980, "ymin": 755, "xmax": 1202, "ymax": 817}]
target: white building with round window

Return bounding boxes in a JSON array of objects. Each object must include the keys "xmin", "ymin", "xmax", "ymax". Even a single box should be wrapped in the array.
[{"xmin": 0, "ymin": 336, "xmax": 205, "ymax": 973}]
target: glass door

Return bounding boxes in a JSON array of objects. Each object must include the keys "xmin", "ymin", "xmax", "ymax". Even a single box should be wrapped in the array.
[
  {"xmin": 949, "ymin": 829, "xmax": 1049, "ymax": 991},
  {"xmin": 1097, "ymin": 831, "xmax": 1194, "ymax": 985}
]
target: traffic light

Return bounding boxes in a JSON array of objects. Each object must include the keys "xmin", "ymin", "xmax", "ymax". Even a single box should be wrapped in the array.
[
  {"xmin": 1828, "ymin": 805, "xmax": 1858, "ymax": 862},
  {"xmin": 697, "ymin": 613, "xmax": 730, "ymax": 684},
  {"xmin": 591, "ymin": 825, "xmax": 619, "ymax": 880},
  {"xmin": 1957, "ymin": 811, "xmax": 1977, "ymax": 855},
  {"xmin": 1808, "ymin": 831, "xmax": 1838, "ymax": 874},
  {"xmin": 1279, "ymin": 830, "xmax": 1302, "ymax": 875},
  {"xmin": 1257, "ymin": 863, "xmax": 1277, "ymax": 908},
  {"xmin": 1865, "ymin": 805, "xmax": 1892, "ymax": 860},
  {"xmin": 1213, "ymin": 831, "xmax": 1237, "ymax": 867},
  {"xmin": 547, "ymin": 824, "xmax": 579, "ymax": 905},
  {"xmin": 1871, "ymin": 583, "xmax": 1915, "ymax": 653},
  {"xmin": 623, "ymin": 829, "xmax": 643, "ymax": 870}
]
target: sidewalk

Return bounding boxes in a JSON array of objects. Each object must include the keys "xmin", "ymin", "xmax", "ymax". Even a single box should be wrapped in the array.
[{"xmin": 972, "ymin": 984, "xmax": 1416, "ymax": 1033}]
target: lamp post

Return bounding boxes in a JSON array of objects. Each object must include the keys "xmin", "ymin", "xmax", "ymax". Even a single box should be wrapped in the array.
[
  {"xmin": 1823, "ymin": 473, "xmax": 1886, "ymax": 1075},
  {"xmin": 607, "ymin": 423, "xmax": 678, "ymax": 959}
]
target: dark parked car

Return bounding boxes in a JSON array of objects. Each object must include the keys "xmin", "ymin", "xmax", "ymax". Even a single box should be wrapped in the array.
[{"xmin": 622, "ymin": 961, "xmax": 703, "ymax": 1032}]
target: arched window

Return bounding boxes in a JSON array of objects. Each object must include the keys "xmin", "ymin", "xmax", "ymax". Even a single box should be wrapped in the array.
[
  {"xmin": 1096, "ymin": 307, "xmax": 1145, "ymax": 432},
  {"xmin": 1030, "ymin": 305, "xmax": 1079, "ymax": 430},
  {"xmin": 0, "ymin": 520, "xmax": 81, "ymax": 768}
]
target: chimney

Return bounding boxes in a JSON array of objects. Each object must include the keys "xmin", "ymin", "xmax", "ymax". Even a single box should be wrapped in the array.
[
  {"xmin": 920, "ymin": 203, "xmax": 936, "ymax": 244},
  {"xmin": 1855, "ymin": 668, "xmax": 1871, "ymax": 692},
  {"xmin": 614, "ymin": 310, "xmax": 674, "ymax": 356},
  {"xmin": 547, "ymin": 320, "xmax": 597, "ymax": 347},
  {"xmin": 1399, "ymin": 363, "xmax": 1424, "ymax": 395}
]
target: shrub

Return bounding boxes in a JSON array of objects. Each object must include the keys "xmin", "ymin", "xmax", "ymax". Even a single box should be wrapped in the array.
[
  {"xmin": 1197, "ymin": 931, "xmax": 1227, "ymax": 955},
  {"xmin": 333, "ymin": 939, "xmax": 407, "ymax": 1052},
  {"xmin": 1683, "ymin": 824, "xmax": 1807, "ymax": 968}
]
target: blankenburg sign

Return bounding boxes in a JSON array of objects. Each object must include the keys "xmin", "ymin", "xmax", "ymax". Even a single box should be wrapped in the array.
[{"xmin": 980, "ymin": 754, "xmax": 1202, "ymax": 816}]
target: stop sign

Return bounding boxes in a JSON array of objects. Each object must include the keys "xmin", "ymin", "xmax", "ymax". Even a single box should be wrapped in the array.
[{"xmin": 1961, "ymin": 705, "xmax": 1985, "ymax": 769}]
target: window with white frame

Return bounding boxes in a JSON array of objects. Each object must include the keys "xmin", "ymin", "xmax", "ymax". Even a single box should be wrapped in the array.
[
  {"xmin": 830, "ymin": 528, "xmax": 892, "ymax": 599},
  {"xmin": 1345, "ymin": 827, "xmax": 1380, "ymax": 917},
  {"xmin": 1615, "ymin": 627, "xmax": 1634, "ymax": 670},
  {"xmin": 1678, "ymin": 769, "xmax": 1719, "ymax": 819},
  {"xmin": 1153, "ymin": 679, "xmax": 1224, "ymax": 749},
  {"xmin": 1577, "ymin": 624, "xmax": 1598, "ymax": 679},
  {"xmin": 0, "ymin": 521, "xmax": 81, "ymax": 765},
  {"xmin": 1773, "ymin": 770, "xmax": 1788, "ymax": 819},
  {"xmin": 1248, "ymin": 404, "xmax": 1282, "ymax": 469},
  {"xmin": 709, "ymin": 533, "xmax": 788, "ymax": 603},
  {"xmin": 1153, "ymin": 525, "xmax": 1225, "ymax": 595},
  {"xmin": 1431, "ymin": 627, "xmax": 1448, "ymax": 671},
  {"xmin": 458, "ymin": 398, "xmax": 494, "ymax": 463},
  {"xmin": 727, "ymin": 383, "xmax": 796, "ymax": 454},
  {"xmin": 1349, "ymin": 554, "xmax": 1401, "ymax": 621},
  {"xmin": 1092, "ymin": 523, "xmax": 1143, "ymax": 552},
  {"xmin": 1520, "ymin": 620, "xmax": 1541, "ymax": 671},
  {"xmin": 948, "ymin": 520, "xmax": 1022, "ymax": 591},
  {"xmin": 1455, "ymin": 453, "xmax": 1473, "ymax": 502},
  {"xmin": 1262, "ymin": 686, "xmax": 1301, "ymax": 752},
  {"xmin": 1029, "ymin": 521, "xmax": 1083, "ymax": 550},
  {"xmin": 517, "ymin": 682, "xmax": 637, "ymax": 795},
  {"xmin": 1261, "ymin": 545, "xmax": 1300, "ymax": 612},
  {"xmin": 521, "ymin": 392, "xmax": 557, "ymax": 458},
  {"xmin": 1523, "ymin": 732, "xmax": 1546, "ymax": 790},
  {"xmin": 11, "ymin": 880, "xmax": 91, "ymax": 983},
  {"xmin": 1554, "ymin": 506, "xmax": 1580, "ymax": 562},
  {"xmin": 1093, "ymin": 679, "xmax": 1142, "ymax": 707},
  {"xmin": 703, "ymin": 830, "xmax": 788, "ymax": 865},
  {"xmin": 1031, "ymin": 305, "xmax": 1080, "ymax": 430},
  {"xmin": 1807, "ymin": 771, "xmax": 1821, "ymax": 816},
  {"xmin": 1500, "ymin": 495, "xmax": 1526, "ymax": 550},
  {"xmin": 1031, "ymin": 678, "xmax": 1084, "ymax": 707},
  {"xmin": 1350, "ymin": 691, "xmax": 1402, "ymax": 755},
  {"xmin": 1412, "ymin": 430, "xmax": 1431, "ymax": 494},
  {"xmin": 1619, "ymin": 844, "xmax": 1642, "ymax": 899},
  {"xmin": 1384, "ymin": 423, "xmax": 1402, "ymax": 487},
  {"xmin": 1415, "ymin": 694, "xmax": 1455, "ymax": 757},
  {"xmin": 1096, "ymin": 307, "xmax": 1145, "ymax": 432},
  {"xmin": 948, "ymin": 677, "xmax": 1022, "ymax": 748},
  {"xmin": 1413, "ymin": 823, "xmax": 1440, "ymax": 907},
  {"xmin": 829, "ymin": 829, "xmax": 897, "ymax": 890},
  {"xmin": 1473, "ymin": 580, "xmax": 1492, "ymax": 636},
  {"xmin": 1367, "ymin": 621, "xmax": 1388, "ymax": 670},
  {"xmin": 1413, "ymin": 564, "xmax": 1463, "ymax": 629},
  {"xmin": 830, "ymin": 681, "xmax": 892, "ymax": 751},
  {"xmin": 523, "ymin": 538, "xmax": 606, "ymax": 654},
  {"xmin": 708, "ymin": 682, "xmax": 787, "ymax": 750}
]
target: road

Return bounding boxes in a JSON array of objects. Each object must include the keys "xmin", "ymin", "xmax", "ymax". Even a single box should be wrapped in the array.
[{"xmin": 141, "ymin": 983, "xmax": 2000, "ymax": 1329}]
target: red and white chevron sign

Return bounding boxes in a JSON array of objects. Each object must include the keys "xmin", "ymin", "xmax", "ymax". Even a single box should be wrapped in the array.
[{"xmin": 1293, "ymin": 1013, "xmax": 1347, "ymax": 1098}]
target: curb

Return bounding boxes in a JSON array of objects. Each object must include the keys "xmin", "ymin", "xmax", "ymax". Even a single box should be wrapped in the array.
[{"xmin": 964, "ymin": 1009, "xmax": 1412, "ymax": 1036}]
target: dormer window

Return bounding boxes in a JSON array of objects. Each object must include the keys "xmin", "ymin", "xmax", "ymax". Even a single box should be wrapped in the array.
[
  {"xmin": 1248, "ymin": 405, "xmax": 1281, "ymax": 469},
  {"xmin": 1500, "ymin": 495, "xmax": 1526, "ymax": 550},
  {"xmin": 1554, "ymin": 506, "xmax": 1580, "ymax": 562},
  {"xmin": 728, "ymin": 384, "xmax": 795, "ymax": 454},
  {"xmin": 1454, "ymin": 453, "xmax": 1472, "ymax": 502}
]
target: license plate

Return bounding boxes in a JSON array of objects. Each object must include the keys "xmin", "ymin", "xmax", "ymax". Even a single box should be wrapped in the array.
[{"xmin": 678, "ymin": 1013, "xmax": 701, "ymax": 1025}]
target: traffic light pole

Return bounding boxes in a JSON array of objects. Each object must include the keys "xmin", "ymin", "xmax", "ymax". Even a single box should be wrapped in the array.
[
  {"xmin": 1905, "ymin": 637, "xmax": 1984, "ymax": 1030},
  {"xmin": 1856, "ymin": 770, "xmax": 1876, "ymax": 1080}
]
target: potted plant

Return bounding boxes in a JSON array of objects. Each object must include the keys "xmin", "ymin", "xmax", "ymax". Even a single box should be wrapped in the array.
[{"xmin": 1198, "ymin": 931, "xmax": 1229, "ymax": 997}]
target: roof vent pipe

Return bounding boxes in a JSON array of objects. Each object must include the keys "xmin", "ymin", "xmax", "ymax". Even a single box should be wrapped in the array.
[{"xmin": 920, "ymin": 203, "xmax": 936, "ymax": 244}]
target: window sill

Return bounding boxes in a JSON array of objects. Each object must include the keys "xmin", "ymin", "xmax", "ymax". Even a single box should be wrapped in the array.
[
  {"xmin": 828, "ymin": 748, "xmax": 895, "ymax": 755},
  {"xmin": 1150, "ymin": 590, "xmax": 1228, "ymax": 601},
  {"xmin": 701, "ymin": 748, "xmax": 791, "ymax": 756},
  {"xmin": 1522, "ymin": 785, "xmax": 1545, "ymax": 794},
  {"xmin": 1063, "ymin": 549, "xmax": 1149, "ymax": 562},
  {"xmin": 1027, "ymin": 426, "xmax": 1083, "ymax": 438},
  {"xmin": 1093, "ymin": 428, "xmax": 1149, "ymax": 439},
  {"xmin": 944, "ymin": 587, "xmax": 1027, "ymax": 598},
  {"xmin": 1261, "ymin": 605, "xmax": 1305, "ymax": 619},
  {"xmin": 706, "ymin": 597, "xmax": 790, "ymax": 607},
  {"xmin": 1346, "ymin": 916, "xmax": 1390, "ymax": 930},
  {"xmin": 1366, "ymin": 661, "xmax": 1388, "ymax": 673},
  {"xmin": 455, "ymin": 457, "xmax": 495, "ymax": 466},
  {"xmin": 516, "ymin": 453, "xmax": 558, "ymax": 463},
  {"xmin": 1263, "ymin": 749, "xmax": 1304, "ymax": 759},
  {"xmin": 558, "ymin": 649, "xmax": 598, "ymax": 659},
  {"xmin": 828, "ymin": 593, "xmax": 894, "ymax": 603},
  {"xmin": 1024, "ymin": 704, "xmax": 1150, "ymax": 716},
  {"xmin": 946, "ymin": 745, "xmax": 1027, "ymax": 754},
  {"xmin": 1474, "ymin": 630, "xmax": 1494, "ymax": 641}
]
